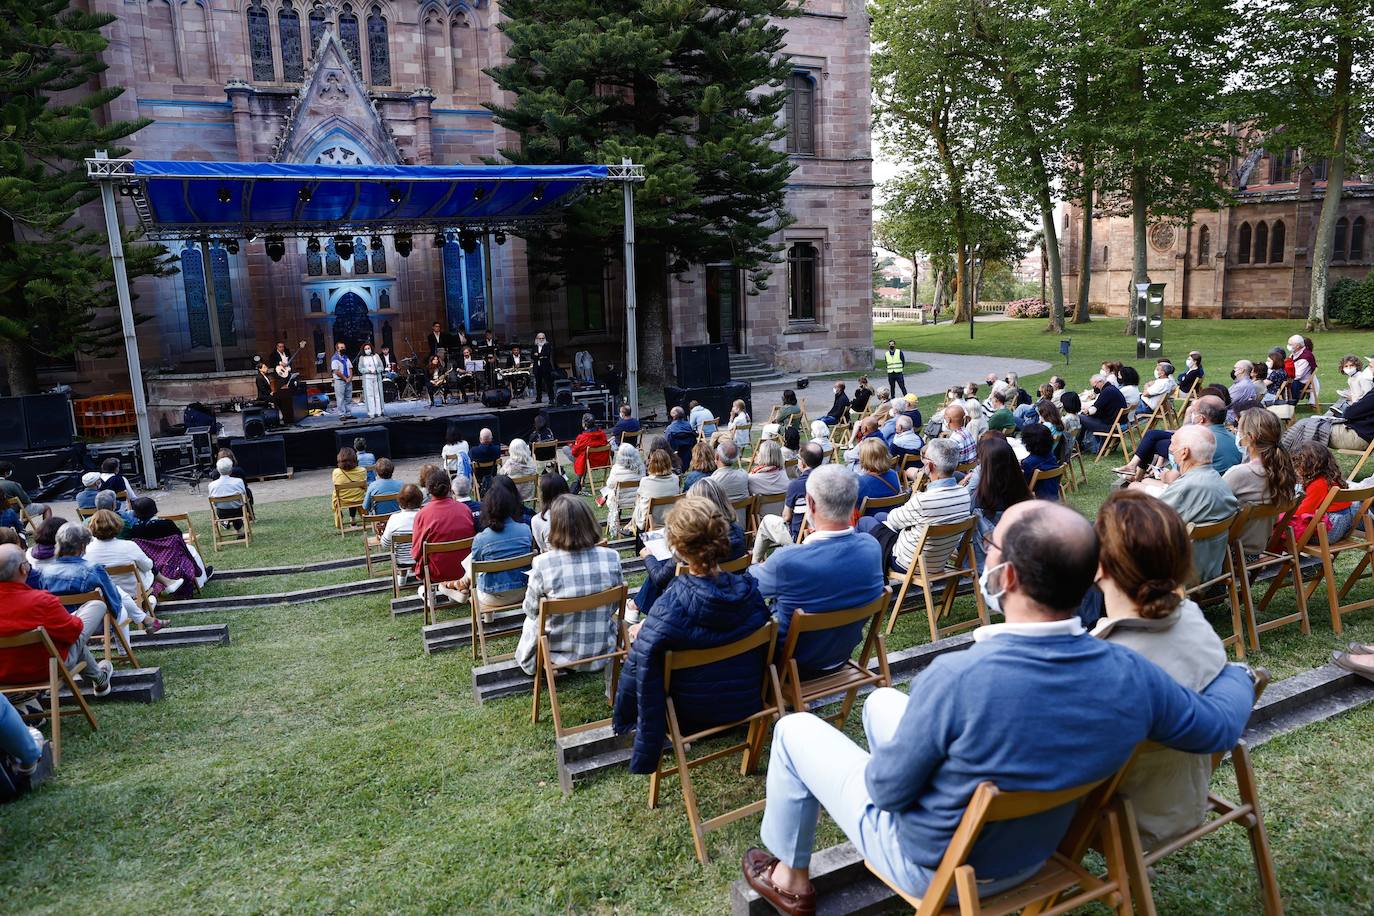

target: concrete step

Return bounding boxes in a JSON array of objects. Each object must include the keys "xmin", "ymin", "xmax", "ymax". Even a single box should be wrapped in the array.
[
  {"xmin": 58, "ymin": 667, "xmax": 164, "ymax": 705},
  {"xmin": 215, "ymin": 555, "xmax": 366, "ymax": 580},
  {"xmin": 732, "ymin": 842, "xmax": 893, "ymax": 916},
  {"xmin": 1, "ymin": 741, "xmax": 55, "ymax": 803},
  {"xmin": 127, "ymin": 624, "xmax": 230, "ymax": 651},
  {"xmin": 555, "ymin": 722, "xmax": 634, "ymax": 794},
  {"xmin": 160, "ymin": 577, "xmax": 392, "ymax": 613},
  {"xmin": 472, "ymin": 658, "xmax": 538, "ymax": 703},
  {"xmin": 422, "ymin": 609, "xmax": 524, "ymax": 655}
]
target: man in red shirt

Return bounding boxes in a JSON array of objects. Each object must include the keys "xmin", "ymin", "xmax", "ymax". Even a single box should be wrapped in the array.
[
  {"xmin": 0, "ymin": 545, "xmax": 112, "ymax": 695},
  {"xmin": 569, "ymin": 413, "xmax": 610, "ymax": 494},
  {"xmin": 411, "ymin": 469, "xmax": 476, "ymax": 596}
]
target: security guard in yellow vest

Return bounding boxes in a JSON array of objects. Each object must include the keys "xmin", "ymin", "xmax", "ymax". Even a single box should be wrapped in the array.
[{"xmin": 884, "ymin": 339, "xmax": 908, "ymax": 397}]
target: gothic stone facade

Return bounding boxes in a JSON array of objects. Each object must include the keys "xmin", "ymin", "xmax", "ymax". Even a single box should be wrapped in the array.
[
  {"xmin": 1061, "ymin": 143, "xmax": 1374, "ymax": 319},
  {"xmin": 58, "ymin": 0, "xmax": 872, "ymax": 394}
]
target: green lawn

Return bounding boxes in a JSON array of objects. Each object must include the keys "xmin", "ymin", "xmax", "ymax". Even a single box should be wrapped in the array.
[{"xmin": 6, "ymin": 320, "xmax": 1374, "ymax": 912}]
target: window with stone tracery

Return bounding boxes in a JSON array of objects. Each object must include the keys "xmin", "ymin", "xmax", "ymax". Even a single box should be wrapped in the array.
[
  {"xmin": 367, "ymin": 7, "xmax": 391, "ymax": 86},
  {"xmin": 308, "ymin": 6, "xmax": 327, "ymax": 56},
  {"xmin": 248, "ymin": 2, "xmax": 275, "ymax": 82},
  {"xmin": 339, "ymin": 6, "xmax": 362, "ymax": 72},
  {"xmin": 279, "ymin": 4, "xmax": 304, "ymax": 82},
  {"xmin": 315, "ymin": 146, "xmax": 363, "ymax": 166}
]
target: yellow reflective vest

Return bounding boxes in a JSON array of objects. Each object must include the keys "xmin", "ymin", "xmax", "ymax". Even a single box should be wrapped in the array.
[{"xmin": 885, "ymin": 349, "xmax": 904, "ymax": 373}]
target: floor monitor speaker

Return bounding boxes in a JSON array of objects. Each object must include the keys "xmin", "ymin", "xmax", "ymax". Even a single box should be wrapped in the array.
[
  {"xmin": 662, "ymin": 382, "xmax": 752, "ymax": 426},
  {"xmin": 546, "ymin": 406, "xmax": 587, "ymax": 441},
  {"xmin": 226, "ymin": 435, "xmax": 288, "ymax": 479},
  {"xmin": 334, "ymin": 425, "xmax": 391, "ymax": 459},
  {"xmin": 482, "ymin": 388, "xmax": 512, "ymax": 410},
  {"xmin": 446, "ymin": 414, "xmax": 501, "ymax": 449},
  {"xmin": 21, "ymin": 393, "xmax": 75, "ymax": 450}
]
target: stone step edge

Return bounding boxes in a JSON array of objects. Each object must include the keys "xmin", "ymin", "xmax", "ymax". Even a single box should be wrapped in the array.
[
  {"xmin": 212, "ymin": 555, "xmax": 367, "ymax": 580},
  {"xmin": 126, "ymin": 624, "xmax": 230, "ymax": 650},
  {"xmin": 56, "ymin": 667, "xmax": 164, "ymax": 705},
  {"xmin": 159, "ymin": 578, "xmax": 393, "ymax": 613}
]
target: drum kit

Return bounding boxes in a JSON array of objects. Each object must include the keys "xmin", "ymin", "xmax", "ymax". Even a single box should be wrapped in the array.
[{"xmin": 391, "ymin": 341, "xmax": 532, "ymax": 404}]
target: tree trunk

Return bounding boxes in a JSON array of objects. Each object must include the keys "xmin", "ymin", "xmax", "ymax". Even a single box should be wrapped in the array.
[
  {"xmin": 636, "ymin": 248, "xmax": 669, "ymax": 391},
  {"xmin": 1128, "ymin": 164, "xmax": 1150, "ymax": 334},
  {"xmin": 1308, "ymin": 33, "xmax": 1352, "ymax": 332},
  {"xmin": 0, "ymin": 338, "xmax": 39, "ymax": 396},
  {"xmin": 1035, "ymin": 179, "xmax": 1065, "ymax": 333},
  {"xmin": 1074, "ymin": 157, "xmax": 1094, "ymax": 323},
  {"xmin": 932, "ymin": 266, "xmax": 946, "ymax": 312}
]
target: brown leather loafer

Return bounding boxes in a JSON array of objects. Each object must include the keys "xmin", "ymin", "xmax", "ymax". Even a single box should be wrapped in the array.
[
  {"xmin": 1332, "ymin": 651, "xmax": 1374, "ymax": 682},
  {"xmin": 742, "ymin": 848, "xmax": 816, "ymax": 916}
]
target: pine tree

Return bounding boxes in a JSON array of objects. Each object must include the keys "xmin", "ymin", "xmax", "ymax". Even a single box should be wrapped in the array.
[
  {"xmin": 486, "ymin": 0, "xmax": 795, "ymax": 387},
  {"xmin": 0, "ymin": 0, "xmax": 172, "ymax": 394}
]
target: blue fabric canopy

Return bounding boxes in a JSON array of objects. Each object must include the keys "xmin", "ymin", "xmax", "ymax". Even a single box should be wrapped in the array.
[{"xmin": 122, "ymin": 161, "xmax": 613, "ymax": 239}]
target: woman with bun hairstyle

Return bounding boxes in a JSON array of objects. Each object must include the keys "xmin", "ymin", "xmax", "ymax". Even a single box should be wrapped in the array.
[
  {"xmin": 612, "ymin": 495, "xmax": 770, "ymax": 774},
  {"xmin": 1090, "ymin": 490, "xmax": 1228, "ymax": 851}
]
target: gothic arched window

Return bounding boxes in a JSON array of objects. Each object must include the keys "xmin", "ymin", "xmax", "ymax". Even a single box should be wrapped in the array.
[
  {"xmin": 181, "ymin": 242, "xmax": 237, "ymax": 347},
  {"xmin": 306, "ymin": 243, "xmax": 322, "ymax": 276},
  {"xmin": 339, "ymin": 5, "xmax": 362, "ymax": 72},
  {"xmin": 353, "ymin": 237, "xmax": 369, "ymax": 274},
  {"xmin": 785, "ymin": 71, "xmax": 816, "ymax": 156},
  {"xmin": 371, "ymin": 243, "xmax": 386, "ymax": 273},
  {"xmin": 1253, "ymin": 221, "xmax": 1269, "ymax": 264},
  {"xmin": 326, "ymin": 238, "xmax": 342, "ymax": 275},
  {"xmin": 423, "ymin": 10, "xmax": 446, "ymax": 91},
  {"xmin": 1270, "ymin": 220, "xmax": 1286, "ymax": 263},
  {"xmin": 247, "ymin": 1, "xmax": 275, "ymax": 82},
  {"xmin": 308, "ymin": 5, "xmax": 327, "ymax": 57},
  {"xmin": 367, "ymin": 7, "xmax": 391, "ymax": 86},
  {"xmin": 1353, "ymin": 217, "xmax": 1367, "ymax": 261},
  {"xmin": 279, "ymin": 4, "xmax": 304, "ymax": 82},
  {"xmin": 1197, "ymin": 225, "xmax": 1211, "ymax": 265},
  {"xmin": 1237, "ymin": 222, "xmax": 1252, "ymax": 264},
  {"xmin": 1333, "ymin": 217, "xmax": 1350, "ymax": 261}
]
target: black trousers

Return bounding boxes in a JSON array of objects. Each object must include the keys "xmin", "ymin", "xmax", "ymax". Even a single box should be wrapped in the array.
[
  {"xmin": 887, "ymin": 372, "xmax": 907, "ymax": 397},
  {"xmin": 535, "ymin": 365, "xmax": 555, "ymax": 402}
]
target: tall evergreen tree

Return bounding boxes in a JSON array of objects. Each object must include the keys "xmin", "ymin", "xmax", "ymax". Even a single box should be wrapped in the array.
[
  {"xmin": 486, "ymin": 0, "xmax": 795, "ymax": 387},
  {"xmin": 0, "ymin": 0, "xmax": 170, "ymax": 394}
]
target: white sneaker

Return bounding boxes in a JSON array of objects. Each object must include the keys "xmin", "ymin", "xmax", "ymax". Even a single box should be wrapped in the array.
[
  {"xmin": 416, "ymin": 585, "xmax": 427, "ymax": 601},
  {"xmin": 92, "ymin": 660, "xmax": 115, "ymax": 697},
  {"xmin": 164, "ymin": 577, "xmax": 185, "ymax": 594},
  {"xmin": 624, "ymin": 601, "xmax": 641, "ymax": 624}
]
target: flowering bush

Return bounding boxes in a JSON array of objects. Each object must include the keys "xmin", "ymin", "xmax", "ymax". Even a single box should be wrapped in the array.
[{"xmin": 1004, "ymin": 297, "xmax": 1049, "ymax": 319}]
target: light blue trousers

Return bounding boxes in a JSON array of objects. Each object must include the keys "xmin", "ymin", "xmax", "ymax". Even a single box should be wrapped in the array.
[{"xmin": 1, "ymin": 696, "xmax": 40, "ymax": 767}]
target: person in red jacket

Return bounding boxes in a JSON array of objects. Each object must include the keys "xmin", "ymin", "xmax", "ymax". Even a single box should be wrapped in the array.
[
  {"xmin": 410, "ymin": 468, "xmax": 476, "ymax": 600},
  {"xmin": 0, "ymin": 544, "xmax": 112, "ymax": 695},
  {"xmin": 569, "ymin": 413, "xmax": 610, "ymax": 494}
]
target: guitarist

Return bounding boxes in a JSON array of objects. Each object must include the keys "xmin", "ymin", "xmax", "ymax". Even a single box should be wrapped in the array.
[{"xmin": 273, "ymin": 340, "xmax": 308, "ymax": 389}]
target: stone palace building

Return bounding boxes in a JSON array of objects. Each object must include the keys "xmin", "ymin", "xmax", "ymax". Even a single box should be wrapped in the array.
[
  {"xmin": 1061, "ymin": 140, "xmax": 1373, "ymax": 318},
  {"xmin": 41, "ymin": 0, "xmax": 873, "ymax": 395}
]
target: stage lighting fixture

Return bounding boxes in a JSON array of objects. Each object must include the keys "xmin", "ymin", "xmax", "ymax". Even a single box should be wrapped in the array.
[
  {"xmin": 307, "ymin": 236, "xmax": 321, "ymax": 252},
  {"xmin": 245, "ymin": 230, "xmax": 257, "ymax": 241},
  {"xmin": 433, "ymin": 231, "xmax": 448, "ymax": 248},
  {"xmin": 494, "ymin": 231, "xmax": 507, "ymax": 245},
  {"xmin": 387, "ymin": 184, "xmax": 403, "ymax": 203},
  {"xmin": 459, "ymin": 231, "xmax": 479, "ymax": 254},
  {"xmin": 217, "ymin": 186, "xmax": 232, "ymax": 204},
  {"xmin": 334, "ymin": 235, "xmax": 354, "ymax": 259},
  {"xmin": 370, "ymin": 235, "xmax": 383, "ymax": 251},
  {"xmin": 118, "ymin": 184, "xmax": 132, "ymax": 197},
  {"xmin": 298, "ymin": 186, "xmax": 312, "ymax": 203},
  {"xmin": 226, "ymin": 239, "xmax": 240, "ymax": 255},
  {"xmin": 531, "ymin": 183, "xmax": 545, "ymax": 201},
  {"xmin": 394, "ymin": 233, "xmax": 413, "ymax": 257},
  {"xmin": 472, "ymin": 186, "xmax": 486, "ymax": 202},
  {"xmin": 265, "ymin": 236, "xmax": 286, "ymax": 262}
]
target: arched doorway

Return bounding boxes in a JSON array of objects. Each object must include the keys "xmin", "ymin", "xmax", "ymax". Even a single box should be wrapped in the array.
[{"xmin": 332, "ymin": 292, "xmax": 374, "ymax": 353}]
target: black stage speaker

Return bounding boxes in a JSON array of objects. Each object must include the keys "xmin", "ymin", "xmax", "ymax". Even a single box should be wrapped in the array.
[
  {"xmin": 546, "ymin": 405, "xmax": 587, "ymax": 441},
  {"xmin": 674, "ymin": 345, "xmax": 711, "ymax": 388},
  {"xmin": 662, "ymin": 382, "xmax": 752, "ymax": 425},
  {"xmin": 226, "ymin": 435, "xmax": 288, "ymax": 479},
  {"xmin": 482, "ymin": 387, "xmax": 512, "ymax": 410},
  {"xmin": 704, "ymin": 343, "xmax": 731, "ymax": 385},
  {"xmin": 334, "ymin": 425, "xmax": 391, "ymax": 459},
  {"xmin": 21, "ymin": 393, "xmax": 75, "ymax": 449},
  {"xmin": 241, "ymin": 406, "xmax": 266, "ymax": 440},
  {"xmin": 554, "ymin": 378, "xmax": 574, "ymax": 406},
  {"xmin": 446, "ymin": 414, "xmax": 501, "ymax": 448},
  {"xmin": 0, "ymin": 398, "xmax": 26, "ymax": 450}
]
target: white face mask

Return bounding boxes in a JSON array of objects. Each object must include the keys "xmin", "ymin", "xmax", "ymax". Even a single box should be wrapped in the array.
[
  {"xmin": 1346, "ymin": 366, "xmax": 1359, "ymax": 376},
  {"xmin": 1187, "ymin": 358, "xmax": 1196, "ymax": 368},
  {"xmin": 979, "ymin": 561, "xmax": 1008, "ymax": 616}
]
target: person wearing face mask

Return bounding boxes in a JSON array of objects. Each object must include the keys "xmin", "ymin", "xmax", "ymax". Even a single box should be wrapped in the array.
[
  {"xmin": 884, "ymin": 339, "xmax": 908, "ymax": 397},
  {"xmin": 1286, "ymin": 334, "xmax": 1317, "ymax": 403},
  {"xmin": 1227, "ymin": 359, "xmax": 1261, "ymax": 421},
  {"xmin": 1176, "ymin": 350, "xmax": 1204, "ymax": 395},
  {"xmin": 741, "ymin": 499, "xmax": 1257, "ymax": 915},
  {"xmin": 1334, "ymin": 355, "xmax": 1372, "ymax": 412},
  {"xmin": 1137, "ymin": 361, "xmax": 1177, "ymax": 415},
  {"xmin": 1076, "ymin": 373, "xmax": 1127, "ymax": 454},
  {"xmin": 821, "ymin": 381, "xmax": 850, "ymax": 425},
  {"xmin": 329, "ymin": 341, "xmax": 354, "ymax": 418},
  {"xmin": 1132, "ymin": 424, "xmax": 1238, "ymax": 584},
  {"xmin": 1258, "ymin": 347, "xmax": 1290, "ymax": 406},
  {"xmin": 357, "ymin": 341, "xmax": 385, "ymax": 419},
  {"xmin": 532, "ymin": 331, "xmax": 555, "ymax": 403}
]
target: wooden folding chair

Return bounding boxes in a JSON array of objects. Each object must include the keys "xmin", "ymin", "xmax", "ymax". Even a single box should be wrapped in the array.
[
  {"xmin": 532, "ymin": 440, "xmax": 562, "ymax": 476},
  {"xmin": 470, "ymin": 552, "xmax": 535, "ymax": 665},
  {"xmin": 794, "ymin": 511, "xmax": 811, "ymax": 543},
  {"xmin": 754, "ymin": 492, "xmax": 788, "ymax": 522},
  {"xmin": 471, "ymin": 460, "xmax": 498, "ymax": 499},
  {"xmin": 580, "ymin": 445, "xmax": 614, "ymax": 493},
  {"xmin": 102, "ymin": 563, "xmax": 154, "ymax": 615},
  {"xmin": 1028, "ymin": 464, "xmax": 1068, "ymax": 501},
  {"xmin": 730, "ymin": 494, "xmax": 758, "ymax": 538},
  {"xmin": 776, "ymin": 588, "xmax": 891, "ymax": 728},
  {"xmin": 1285, "ymin": 484, "xmax": 1374, "ymax": 634},
  {"xmin": 885, "ymin": 516, "xmax": 987, "ymax": 641},
  {"xmin": 208, "ymin": 495, "xmax": 251, "ymax": 551},
  {"xmin": 418, "ymin": 538, "xmax": 475, "ymax": 626},
  {"xmin": 954, "ymin": 459, "xmax": 978, "ymax": 478},
  {"xmin": 865, "ymin": 772, "xmax": 1140, "ymax": 916},
  {"xmin": 5, "ymin": 497, "xmax": 39, "ymax": 534},
  {"xmin": 697, "ymin": 418, "xmax": 722, "ymax": 442},
  {"xmin": 530, "ymin": 583, "xmax": 629, "ymax": 737},
  {"xmin": 735, "ymin": 425, "xmax": 755, "ymax": 461},
  {"xmin": 649, "ymin": 620, "xmax": 784, "ymax": 864},
  {"xmin": 1183, "ymin": 514, "xmax": 1246, "ymax": 659},
  {"xmin": 1169, "ymin": 378, "xmax": 1200, "ymax": 426},
  {"xmin": 620, "ymin": 428, "xmax": 641, "ymax": 449},
  {"xmin": 644, "ymin": 492, "xmax": 684, "ymax": 531},
  {"xmin": 57, "ymin": 590, "xmax": 140, "ymax": 670},
  {"xmin": 508, "ymin": 473, "xmax": 540, "ymax": 511},
  {"xmin": 1230, "ymin": 504, "xmax": 1308, "ymax": 653},
  {"xmin": 361, "ymin": 511, "xmax": 394, "ymax": 577},
  {"xmin": 1092, "ymin": 406, "xmax": 1135, "ymax": 463},
  {"xmin": 1334, "ymin": 437, "xmax": 1374, "ymax": 481},
  {"xmin": 858, "ymin": 492, "xmax": 908, "ymax": 519},
  {"xmin": 605, "ymin": 479, "xmax": 639, "ymax": 538},
  {"xmin": 0, "ymin": 627, "xmax": 99, "ymax": 768},
  {"xmin": 76, "ymin": 506, "xmax": 97, "ymax": 522},
  {"xmin": 332, "ymin": 484, "xmax": 366, "ymax": 534},
  {"xmin": 160, "ymin": 512, "xmax": 201, "ymax": 555},
  {"xmin": 1128, "ymin": 396, "xmax": 1170, "ymax": 443},
  {"xmin": 388, "ymin": 531, "xmax": 413, "ymax": 598}
]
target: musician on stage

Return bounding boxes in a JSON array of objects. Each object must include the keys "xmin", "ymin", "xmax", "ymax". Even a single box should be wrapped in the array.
[
  {"xmin": 378, "ymin": 346, "xmax": 399, "ymax": 383},
  {"xmin": 427, "ymin": 322, "xmax": 449, "ymax": 359},
  {"xmin": 532, "ymin": 331, "xmax": 555, "ymax": 403},
  {"xmin": 254, "ymin": 362, "xmax": 276, "ymax": 400},
  {"xmin": 427, "ymin": 355, "xmax": 447, "ymax": 407},
  {"xmin": 358, "ymin": 342, "xmax": 386, "ymax": 419},
  {"xmin": 273, "ymin": 340, "xmax": 305, "ymax": 389},
  {"xmin": 507, "ymin": 345, "xmax": 528, "ymax": 371}
]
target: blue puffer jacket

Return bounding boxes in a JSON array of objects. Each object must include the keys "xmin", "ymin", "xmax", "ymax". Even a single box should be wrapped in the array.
[{"xmin": 613, "ymin": 570, "xmax": 771, "ymax": 774}]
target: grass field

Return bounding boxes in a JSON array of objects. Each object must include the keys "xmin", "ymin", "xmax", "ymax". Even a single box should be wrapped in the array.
[{"xmin": 5, "ymin": 317, "xmax": 1374, "ymax": 913}]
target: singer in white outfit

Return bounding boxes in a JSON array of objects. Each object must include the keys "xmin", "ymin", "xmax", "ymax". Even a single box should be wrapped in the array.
[{"xmin": 358, "ymin": 344, "xmax": 386, "ymax": 419}]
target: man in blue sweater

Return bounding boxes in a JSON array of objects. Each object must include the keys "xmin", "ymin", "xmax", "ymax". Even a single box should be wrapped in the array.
[
  {"xmin": 1077, "ymin": 375, "xmax": 1128, "ymax": 454},
  {"xmin": 750, "ymin": 464, "xmax": 885, "ymax": 677},
  {"xmin": 743, "ymin": 500, "xmax": 1256, "ymax": 914}
]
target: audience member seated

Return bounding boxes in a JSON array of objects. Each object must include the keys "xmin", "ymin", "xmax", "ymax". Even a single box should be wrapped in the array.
[
  {"xmin": 514, "ymin": 496, "xmax": 625, "ymax": 675},
  {"xmin": 353, "ymin": 438, "xmax": 377, "ymax": 483},
  {"xmin": 942, "ymin": 403, "xmax": 977, "ymax": 463},
  {"xmin": 1117, "ymin": 365, "xmax": 1142, "ymax": 408},
  {"xmin": 613, "ymin": 496, "xmax": 771, "ymax": 773},
  {"xmin": 441, "ymin": 429, "xmax": 473, "ymax": 481},
  {"xmin": 749, "ymin": 441, "xmax": 792, "ymax": 502},
  {"xmin": 90, "ymin": 490, "xmax": 134, "ymax": 538},
  {"xmin": 0, "ymin": 692, "xmax": 44, "ymax": 780},
  {"xmin": 1132, "ymin": 425, "xmax": 1238, "ymax": 583},
  {"xmin": 632, "ymin": 480, "xmax": 746, "ymax": 619},
  {"xmin": 632, "ymin": 450, "xmax": 680, "ymax": 535},
  {"xmin": 128, "ymin": 497, "xmax": 210, "ymax": 596},
  {"xmin": 1138, "ymin": 361, "xmax": 1177, "ymax": 414},
  {"xmin": 753, "ymin": 444, "xmax": 824, "ymax": 560},
  {"xmin": 1227, "ymin": 359, "xmax": 1261, "ymax": 421},
  {"xmin": 1115, "ymin": 395, "xmax": 1241, "ymax": 480},
  {"xmin": 985, "ymin": 390, "xmax": 1016, "ymax": 434},
  {"xmin": 85, "ymin": 509, "xmax": 182, "ymax": 611},
  {"xmin": 1077, "ymin": 374, "xmax": 1128, "ymax": 453},
  {"xmin": 1019, "ymin": 424, "xmax": 1062, "ymax": 500},
  {"xmin": 599, "ymin": 444, "xmax": 646, "ymax": 537},
  {"xmin": 608, "ymin": 404, "xmax": 641, "ymax": 446},
  {"xmin": 1286, "ymin": 334, "xmax": 1316, "ymax": 402},
  {"xmin": 889, "ymin": 415, "xmax": 924, "ymax": 462},
  {"xmin": 24, "ymin": 517, "xmax": 64, "ymax": 575},
  {"xmin": 1258, "ymin": 348, "xmax": 1290, "ymax": 405},
  {"xmin": 1285, "ymin": 383, "xmax": 1374, "ymax": 454},
  {"xmin": 1034, "ymin": 399, "xmax": 1065, "ymax": 447},
  {"xmin": 207, "ymin": 457, "xmax": 252, "ymax": 531},
  {"xmin": 808, "ymin": 420, "xmax": 834, "ymax": 460},
  {"xmin": 743, "ymin": 500, "xmax": 1254, "ymax": 913},
  {"xmin": 411, "ymin": 469, "xmax": 476, "ymax": 601},
  {"xmin": 1058, "ymin": 390, "xmax": 1083, "ymax": 443},
  {"xmin": 1048, "ymin": 375, "xmax": 1068, "ymax": 406},
  {"xmin": 821, "ymin": 382, "xmax": 850, "ymax": 426},
  {"xmin": 1287, "ymin": 442, "xmax": 1356, "ymax": 546},
  {"xmin": 96, "ymin": 457, "xmax": 137, "ymax": 505},
  {"xmin": 665, "ymin": 406, "xmax": 698, "ymax": 471},
  {"xmin": 960, "ymin": 384, "xmax": 985, "ymax": 436},
  {"xmin": 1223, "ymin": 409, "xmax": 1295, "ymax": 555},
  {"xmin": 450, "ymin": 473, "xmax": 484, "ymax": 532},
  {"xmin": 363, "ymin": 458, "xmax": 404, "ymax": 515},
  {"xmin": 726, "ymin": 399, "xmax": 753, "ymax": 449},
  {"xmin": 0, "ymin": 543, "xmax": 113, "ymax": 698},
  {"xmin": 709, "ymin": 440, "xmax": 751, "ymax": 503},
  {"xmin": 849, "ymin": 377, "xmax": 874, "ymax": 417},
  {"xmin": 75, "ymin": 472, "xmax": 103, "ymax": 511},
  {"xmin": 776, "ymin": 389, "xmax": 803, "ymax": 431},
  {"xmin": 750, "ymin": 465, "xmax": 884, "ymax": 677},
  {"xmin": 965, "ymin": 436, "xmax": 1031, "ymax": 568},
  {"xmin": 0, "ymin": 461, "xmax": 50, "ymax": 522},
  {"xmin": 568, "ymin": 414, "xmax": 610, "ymax": 495},
  {"xmin": 681, "ymin": 441, "xmax": 716, "ymax": 492},
  {"xmin": 842, "ymin": 416, "xmax": 882, "ymax": 465},
  {"xmin": 380, "ymin": 484, "xmax": 423, "ymax": 572},
  {"xmin": 857, "ymin": 438, "xmax": 971, "ymax": 576},
  {"xmin": 778, "ymin": 426, "xmax": 800, "ymax": 469},
  {"xmin": 332, "ymin": 448, "xmax": 368, "ymax": 523},
  {"xmin": 854, "ymin": 438, "xmax": 902, "ymax": 515},
  {"xmin": 1176, "ymin": 350, "xmax": 1204, "ymax": 394},
  {"xmin": 38, "ymin": 522, "xmax": 158, "ymax": 632},
  {"xmin": 530, "ymin": 473, "xmax": 570, "ymax": 552},
  {"xmin": 442, "ymin": 481, "xmax": 532, "ymax": 607},
  {"xmin": 1090, "ymin": 490, "xmax": 1229, "ymax": 851},
  {"xmin": 1335, "ymin": 354, "xmax": 1373, "ymax": 411},
  {"xmin": 500, "ymin": 439, "xmax": 539, "ymax": 503}
]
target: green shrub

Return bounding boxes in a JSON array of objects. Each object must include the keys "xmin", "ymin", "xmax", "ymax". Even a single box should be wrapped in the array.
[{"xmin": 1330, "ymin": 272, "xmax": 1374, "ymax": 328}]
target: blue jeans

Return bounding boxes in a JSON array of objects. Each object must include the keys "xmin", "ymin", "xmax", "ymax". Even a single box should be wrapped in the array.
[
  {"xmin": 760, "ymin": 689, "xmax": 1041, "ymax": 901},
  {"xmin": 334, "ymin": 378, "xmax": 352, "ymax": 415},
  {"xmin": 1013, "ymin": 404, "xmax": 1040, "ymax": 429},
  {"xmin": 0, "ymin": 696, "xmax": 40, "ymax": 767}
]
